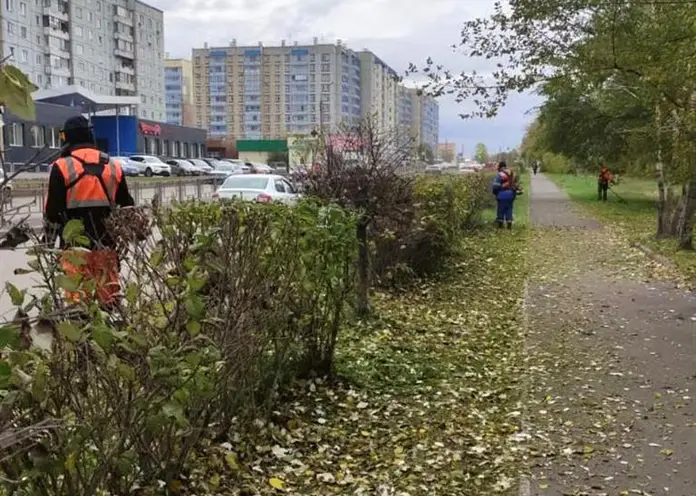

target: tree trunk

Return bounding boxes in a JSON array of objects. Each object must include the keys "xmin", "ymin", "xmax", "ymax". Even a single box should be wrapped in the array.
[
  {"xmin": 656, "ymin": 160, "xmax": 669, "ymax": 238},
  {"xmin": 677, "ymin": 172, "xmax": 696, "ymax": 249},
  {"xmin": 356, "ymin": 219, "xmax": 370, "ymax": 317}
]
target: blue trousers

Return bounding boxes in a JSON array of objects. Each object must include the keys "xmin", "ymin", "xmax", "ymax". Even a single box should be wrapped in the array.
[{"xmin": 496, "ymin": 198, "xmax": 514, "ymax": 223}]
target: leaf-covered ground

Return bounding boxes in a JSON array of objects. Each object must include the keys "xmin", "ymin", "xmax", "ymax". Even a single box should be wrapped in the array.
[
  {"xmin": 525, "ymin": 174, "xmax": 696, "ymax": 495},
  {"xmin": 547, "ymin": 172, "xmax": 696, "ymax": 284},
  {"xmin": 185, "ymin": 228, "xmax": 529, "ymax": 495}
]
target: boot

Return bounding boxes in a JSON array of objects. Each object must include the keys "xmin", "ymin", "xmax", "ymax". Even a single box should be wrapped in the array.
[
  {"xmin": 506, "ymin": 222, "xmax": 512, "ymax": 229},
  {"xmin": 497, "ymin": 220, "xmax": 504, "ymax": 228}
]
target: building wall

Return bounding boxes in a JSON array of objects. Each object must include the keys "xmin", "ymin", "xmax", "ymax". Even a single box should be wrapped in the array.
[
  {"xmin": 359, "ymin": 51, "xmax": 398, "ymax": 133},
  {"xmin": 1, "ymin": 102, "xmax": 82, "ymax": 165},
  {"xmin": 437, "ymin": 142, "xmax": 456, "ymax": 161},
  {"xmin": 192, "ymin": 40, "xmax": 363, "ymax": 141},
  {"xmin": 0, "ymin": 0, "xmax": 163, "ymax": 120},
  {"xmin": 421, "ymin": 96, "xmax": 439, "ymax": 151},
  {"xmin": 134, "ymin": 0, "xmax": 164, "ymax": 121},
  {"xmin": 164, "ymin": 58, "xmax": 194, "ymax": 126}
]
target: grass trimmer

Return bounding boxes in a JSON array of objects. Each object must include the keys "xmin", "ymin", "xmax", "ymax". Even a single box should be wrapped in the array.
[{"xmin": 608, "ymin": 185, "xmax": 627, "ymax": 203}]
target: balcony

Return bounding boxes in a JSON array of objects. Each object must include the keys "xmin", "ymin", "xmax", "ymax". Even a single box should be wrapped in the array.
[
  {"xmin": 113, "ymin": 13, "xmax": 134, "ymax": 27},
  {"xmin": 45, "ymin": 44, "xmax": 70, "ymax": 58},
  {"xmin": 45, "ymin": 65, "xmax": 71, "ymax": 77},
  {"xmin": 114, "ymin": 30, "xmax": 133, "ymax": 42},
  {"xmin": 116, "ymin": 81, "xmax": 135, "ymax": 92},
  {"xmin": 114, "ymin": 48, "xmax": 135, "ymax": 60},
  {"xmin": 43, "ymin": 6, "xmax": 68, "ymax": 22},
  {"xmin": 43, "ymin": 26, "xmax": 70, "ymax": 40},
  {"xmin": 117, "ymin": 65, "xmax": 135, "ymax": 76}
]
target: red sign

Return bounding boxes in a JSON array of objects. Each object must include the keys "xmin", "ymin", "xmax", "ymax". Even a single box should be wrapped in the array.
[
  {"xmin": 139, "ymin": 122, "xmax": 161, "ymax": 136},
  {"xmin": 327, "ymin": 134, "xmax": 362, "ymax": 151}
]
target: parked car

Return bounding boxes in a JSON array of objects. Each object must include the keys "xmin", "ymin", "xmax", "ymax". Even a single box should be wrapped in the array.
[
  {"xmin": 128, "ymin": 155, "xmax": 171, "ymax": 177},
  {"xmin": 187, "ymin": 158, "xmax": 214, "ymax": 175},
  {"xmin": 166, "ymin": 159, "xmax": 200, "ymax": 176},
  {"xmin": 220, "ymin": 159, "xmax": 251, "ymax": 174},
  {"xmin": 269, "ymin": 161, "xmax": 287, "ymax": 172},
  {"xmin": 212, "ymin": 174, "xmax": 300, "ymax": 205},
  {"xmin": 111, "ymin": 156, "xmax": 140, "ymax": 176},
  {"xmin": 425, "ymin": 164, "xmax": 443, "ymax": 174},
  {"xmin": 208, "ymin": 161, "xmax": 239, "ymax": 179},
  {"xmin": 458, "ymin": 163, "xmax": 480, "ymax": 174},
  {"xmin": 249, "ymin": 162, "xmax": 274, "ymax": 174}
]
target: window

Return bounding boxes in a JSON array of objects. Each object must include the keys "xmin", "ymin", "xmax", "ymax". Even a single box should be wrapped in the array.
[
  {"xmin": 9, "ymin": 124, "xmax": 23, "ymax": 146},
  {"xmin": 7, "ymin": 22, "xmax": 14, "ymax": 36},
  {"xmin": 29, "ymin": 125, "xmax": 45, "ymax": 147},
  {"xmin": 321, "ymin": 64, "xmax": 330, "ymax": 72},
  {"xmin": 5, "ymin": 0, "xmax": 14, "ymax": 11},
  {"xmin": 20, "ymin": 49, "xmax": 28, "ymax": 62},
  {"xmin": 76, "ymin": 44, "xmax": 83, "ymax": 55},
  {"xmin": 274, "ymin": 180, "xmax": 286, "ymax": 193},
  {"xmin": 321, "ymin": 53, "xmax": 330, "ymax": 62},
  {"xmin": 75, "ymin": 26, "xmax": 83, "ymax": 37},
  {"xmin": 20, "ymin": 26, "xmax": 27, "ymax": 38},
  {"xmin": 19, "ymin": 1, "xmax": 26, "ymax": 14},
  {"xmin": 76, "ymin": 7, "xmax": 82, "ymax": 18},
  {"xmin": 48, "ymin": 127, "xmax": 60, "ymax": 148}
]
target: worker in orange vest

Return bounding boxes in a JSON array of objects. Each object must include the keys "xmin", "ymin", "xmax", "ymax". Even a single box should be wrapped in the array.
[
  {"xmin": 598, "ymin": 165, "xmax": 614, "ymax": 202},
  {"xmin": 43, "ymin": 116, "xmax": 135, "ymax": 309},
  {"xmin": 491, "ymin": 161, "xmax": 523, "ymax": 229}
]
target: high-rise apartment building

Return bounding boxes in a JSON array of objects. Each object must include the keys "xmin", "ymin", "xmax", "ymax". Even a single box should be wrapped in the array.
[
  {"xmin": 192, "ymin": 39, "xmax": 363, "ymax": 140},
  {"xmin": 397, "ymin": 85, "xmax": 439, "ymax": 151},
  {"xmin": 164, "ymin": 57, "xmax": 194, "ymax": 126},
  {"xmin": 359, "ymin": 50, "xmax": 398, "ymax": 132},
  {"xmin": 0, "ymin": 0, "xmax": 164, "ymax": 120}
]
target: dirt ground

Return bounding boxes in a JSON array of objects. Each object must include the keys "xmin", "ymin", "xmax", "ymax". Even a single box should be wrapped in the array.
[{"xmin": 525, "ymin": 175, "xmax": 696, "ymax": 496}]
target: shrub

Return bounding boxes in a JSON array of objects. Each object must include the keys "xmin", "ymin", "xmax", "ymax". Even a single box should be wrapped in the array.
[
  {"xmin": 0, "ymin": 199, "xmax": 356, "ymax": 494},
  {"xmin": 372, "ymin": 174, "xmax": 493, "ymax": 284}
]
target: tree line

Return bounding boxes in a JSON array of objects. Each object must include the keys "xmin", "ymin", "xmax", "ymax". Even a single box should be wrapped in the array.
[{"xmin": 411, "ymin": 0, "xmax": 696, "ymax": 248}]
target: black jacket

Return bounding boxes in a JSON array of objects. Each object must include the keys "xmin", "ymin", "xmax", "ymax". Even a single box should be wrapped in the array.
[{"xmin": 44, "ymin": 144, "xmax": 135, "ymax": 249}]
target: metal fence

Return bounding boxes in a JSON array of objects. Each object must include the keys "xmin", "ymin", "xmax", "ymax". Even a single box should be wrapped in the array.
[{"xmin": 3, "ymin": 178, "xmax": 217, "ymax": 218}]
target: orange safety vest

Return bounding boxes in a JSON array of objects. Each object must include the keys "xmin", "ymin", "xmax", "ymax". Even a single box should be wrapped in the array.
[
  {"xmin": 52, "ymin": 148, "xmax": 123, "ymax": 209},
  {"xmin": 599, "ymin": 167, "xmax": 612, "ymax": 183},
  {"xmin": 50, "ymin": 148, "xmax": 124, "ymax": 307}
]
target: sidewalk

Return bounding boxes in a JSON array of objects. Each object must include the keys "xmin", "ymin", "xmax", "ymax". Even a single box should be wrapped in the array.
[{"xmin": 525, "ymin": 174, "xmax": 696, "ymax": 495}]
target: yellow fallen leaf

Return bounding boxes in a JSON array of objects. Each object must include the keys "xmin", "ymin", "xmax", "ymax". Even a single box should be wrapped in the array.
[
  {"xmin": 660, "ymin": 449, "xmax": 674, "ymax": 457},
  {"xmin": 225, "ymin": 452, "xmax": 239, "ymax": 471},
  {"xmin": 539, "ymin": 483, "xmax": 549, "ymax": 489},
  {"xmin": 269, "ymin": 477, "xmax": 285, "ymax": 490}
]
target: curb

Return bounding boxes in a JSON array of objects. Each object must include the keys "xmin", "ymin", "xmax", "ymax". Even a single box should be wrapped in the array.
[{"xmin": 631, "ymin": 242, "xmax": 677, "ymax": 269}]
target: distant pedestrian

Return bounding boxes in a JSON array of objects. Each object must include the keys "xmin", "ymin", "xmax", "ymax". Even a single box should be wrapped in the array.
[
  {"xmin": 492, "ymin": 161, "xmax": 522, "ymax": 229},
  {"xmin": 532, "ymin": 162, "xmax": 538, "ymax": 175},
  {"xmin": 598, "ymin": 165, "xmax": 614, "ymax": 202}
]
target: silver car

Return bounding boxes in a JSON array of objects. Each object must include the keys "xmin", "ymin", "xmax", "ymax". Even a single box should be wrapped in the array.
[{"xmin": 212, "ymin": 174, "xmax": 300, "ymax": 205}]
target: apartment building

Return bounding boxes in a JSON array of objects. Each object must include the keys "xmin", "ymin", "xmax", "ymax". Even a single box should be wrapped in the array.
[
  {"xmin": 397, "ymin": 85, "xmax": 440, "ymax": 150},
  {"xmin": 359, "ymin": 50, "xmax": 398, "ymax": 132},
  {"xmin": 0, "ymin": 0, "xmax": 164, "ymax": 120},
  {"xmin": 192, "ymin": 39, "xmax": 363, "ymax": 140},
  {"xmin": 164, "ymin": 57, "xmax": 194, "ymax": 126}
]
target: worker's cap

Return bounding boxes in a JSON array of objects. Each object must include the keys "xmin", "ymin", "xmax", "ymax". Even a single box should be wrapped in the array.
[{"xmin": 62, "ymin": 116, "xmax": 91, "ymax": 131}]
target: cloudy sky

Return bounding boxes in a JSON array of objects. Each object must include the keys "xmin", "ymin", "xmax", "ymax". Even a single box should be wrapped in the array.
[{"xmin": 151, "ymin": 0, "xmax": 541, "ymax": 157}]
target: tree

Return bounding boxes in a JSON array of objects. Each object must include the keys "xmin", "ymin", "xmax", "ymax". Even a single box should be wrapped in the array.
[
  {"xmin": 303, "ymin": 117, "xmax": 415, "ymax": 316},
  {"xmin": 418, "ymin": 144, "xmax": 435, "ymax": 164},
  {"xmin": 474, "ymin": 143, "xmax": 488, "ymax": 163},
  {"xmin": 410, "ymin": 0, "xmax": 696, "ymax": 246}
]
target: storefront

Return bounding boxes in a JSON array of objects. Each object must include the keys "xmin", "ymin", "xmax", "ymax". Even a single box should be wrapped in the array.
[
  {"xmin": 91, "ymin": 116, "xmax": 207, "ymax": 159},
  {"xmin": 1, "ymin": 102, "xmax": 83, "ymax": 171}
]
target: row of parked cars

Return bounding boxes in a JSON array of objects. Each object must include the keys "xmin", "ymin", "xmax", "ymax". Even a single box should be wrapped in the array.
[{"xmin": 113, "ymin": 155, "xmax": 280, "ymax": 178}]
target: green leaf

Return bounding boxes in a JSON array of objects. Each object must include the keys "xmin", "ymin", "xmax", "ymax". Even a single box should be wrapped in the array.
[
  {"xmin": 61, "ymin": 250, "xmax": 87, "ymax": 267},
  {"xmin": 0, "ymin": 325, "xmax": 20, "ymax": 349},
  {"xmin": 150, "ymin": 249, "xmax": 164, "ymax": 267},
  {"xmin": 62, "ymin": 220, "xmax": 85, "ymax": 244},
  {"xmin": 4, "ymin": 282, "xmax": 24, "ymax": 306},
  {"xmin": 57, "ymin": 321, "xmax": 82, "ymax": 342},
  {"xmin": 92, "ymin": 325, "xmax": 114, "ymax": 351},
  {"xmin": 185, "ymin": 295, "xmax": 205, "ymax": 320},
  {"xmin": 56, "ymin": 274, "xmax": 80, "ymax": 292},
  {"xmin": 0, "ymin": 361, "xmax": 11, "ymax": 388},
  {"xmin": 0, "ymin": 64, "xmax": 37, "ymax": 121},
  {"xmin": 125, "ymin": 283, "xmax": 138, "ymax": 304},
  {"xmin": 186, "ymin": 320, "xmax": 201, "ymax": 336}
]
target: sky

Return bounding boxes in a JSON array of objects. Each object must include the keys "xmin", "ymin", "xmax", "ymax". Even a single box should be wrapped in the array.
[{"xmin": 150, "ymin": 0, "xmax": 542, "ymax": 157}]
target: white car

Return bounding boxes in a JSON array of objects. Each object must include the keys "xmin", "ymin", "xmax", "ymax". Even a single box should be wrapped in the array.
[
  {"xmin": 220, "ymin": 159, "xmax": 251, "ymax": 174},
  {"xmin": 212, "ymin": 174, "xmax": 300, "ymax": 205},
  {"xmin": 187, "ymin": 158, "xmax": 214, "ymax": 175},
  {"xmin": 208, "ymin": 161, "xmax": 239, "ymax": 178},
  {"xmin": 458, "ymin": 163, "xmax": 480, "ymax": 174},
  {"xmin": 128, "ymin": 155, "xmax": 171, "ymax": 177}
]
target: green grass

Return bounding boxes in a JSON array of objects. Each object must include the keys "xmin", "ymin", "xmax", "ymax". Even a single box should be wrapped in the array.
[{"xmin": 548, "ymin": 173, "xmax": 696, "ymax": 282}]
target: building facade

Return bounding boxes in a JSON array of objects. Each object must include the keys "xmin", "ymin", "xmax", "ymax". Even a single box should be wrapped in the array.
[
  {"xmin": 164, "ymin": 57, "xmax": 194, "ymax": 126},
  {"xmin": 437, "ymin": 142, "xmax": 456, "ymax": 162},
  {"xmin": 359, "ymin": 50, "xmax": 398, "ymax": 133},
  {"xmin": 0, "ymin": 0, "xmax": 164, "ymax": 120},
  {"xmin": 396, "ymin": 85, "xmax": 439, "ymax": 151},
  {"xmin": 192, "ymin": 39, "xmax": 363, "ymax": 140}
]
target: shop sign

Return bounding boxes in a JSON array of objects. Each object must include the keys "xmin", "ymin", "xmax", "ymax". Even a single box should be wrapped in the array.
[{"xmin": 140, "ymin": 122, "xmax": 161, "ymax": 136}]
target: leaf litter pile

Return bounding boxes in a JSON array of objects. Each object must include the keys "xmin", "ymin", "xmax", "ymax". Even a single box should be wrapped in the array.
[{"xmin": 193, "ymin": 231, "xmax": 529, "ymax": 494}]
